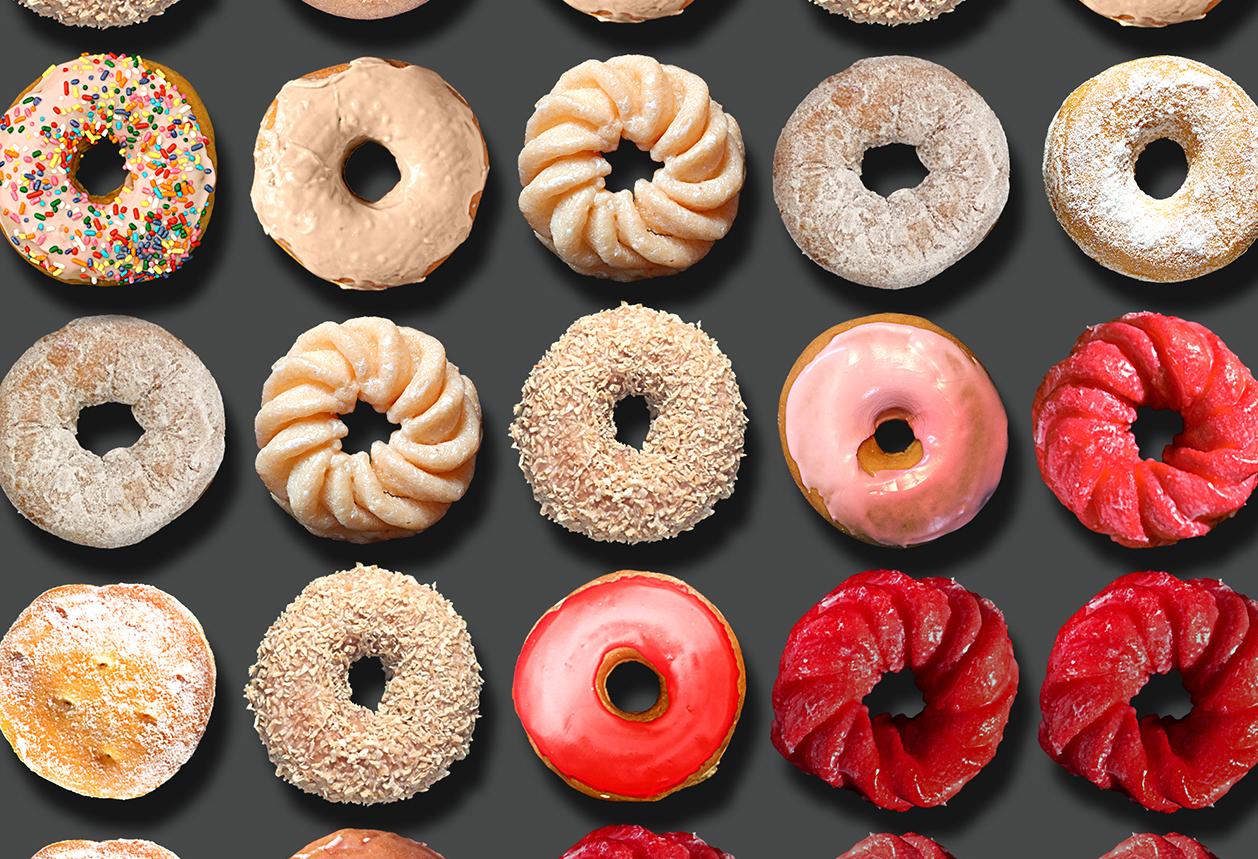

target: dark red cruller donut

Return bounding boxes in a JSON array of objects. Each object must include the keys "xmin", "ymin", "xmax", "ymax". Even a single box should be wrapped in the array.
[
  {"xmin": 840, "ymin": 834, "xmax": 954, "ymax": 858},
  {"xmin": 560, "ymin": 825, "xmax": 731, "ymax": 859},
  {"xmin": 1033, "ymin": 312, "xmax": 1258, "ymax": 548},
  {"xmin": 1041, "ymin": 572, "xmax": 1258, "ymax": 812},
  {"xmin": 771, "ymin": 570, "xmax": 1018, "ymax": 811},
  {"xmin": 1103, "ymin": 834, "xmax": 1216, "ymax": 859}
]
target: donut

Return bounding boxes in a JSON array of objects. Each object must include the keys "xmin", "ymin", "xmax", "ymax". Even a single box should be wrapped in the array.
[
  {"xmin": 245, "ymin": 564, "xmax": 481, "ymax": 804},
  {"xmin": 513, "ymin": 571, "xmax": 744, "ymax": 801},
  {"xmin": 840, "ymin": 835, "xmax": 954, "ymax": 859},
  {"xmin": 774, "ymin": 57, "xmax": 1008, "ymax": 290},
  {"xmin": 561, "ymin": 0, "xmax": 695, "ymax": 22},
  {"xmin": 15, "ymin": 0, "xmax": 183, "ymax": 27},
  {"xmin": 509, "ymin": 304, "xmax": 745, "ymax": 543},
  {"xmin": 0, "ymin": 583, "xmax": 215, "ymax": 799},
  {"xmin": 301, "ymin": 0, "xmax": 428, "ymax": 19},
  {"xmin": 0, "ymin": 316, "xmax": 225, "ymax": 549},
  {"xmin": 1, "ymin": 54, "xmax": 216, "ymax": 285},
  {"xmin": 1032, "ymin": 312, "xmax": 1258, "ymax": 548},
  {"xmin": 254, "ymin": 317, "xmax": 481, "ymax": 543},
  {"xmin": 809, "ymin": 0, "xmax": 966, "ymax": 24},
  {"xmin": 33, "ymin": 841, "xmax": 180, "ymax": 859},
  {"xmin": 1103, "ymin": 835, "xmax": 1216, "ymax": 859},
  {"xmin": 289, "ymin": 831, "xmax": 444, "ymax": 859},
  {"xmin": 518, "ymin": 55, "xmax": 745, "ymax": 281},
  {"xmin": 561, "ymin": 826, "xmax": 731, "ymax": 859},
  {"xmin": 772, "ymin": 570, "xmax": 1018, "ymax": 810},
  {"xmin": 1078, "ymin": 0, "xmax": 1222, "ymax": 26},
  {"xmin": 779, "ymin": 314, "xmax": 1007, "ymax": 547},
  {"xmin": 252, "ymin": 58, "xmax": 487, "ymax": 290},
  {"xmin": 1044, "ymin": 57, "xmax": 1258, "ymax": 283}
]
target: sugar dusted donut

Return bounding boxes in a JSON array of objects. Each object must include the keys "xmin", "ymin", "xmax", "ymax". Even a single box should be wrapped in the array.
[
  {"xmin": 1, "ymin": 54, "xmax": 216, "ymax": 285},
  {"xmin": 252, "ymin": 58, "xmax": 487, "ymax": 290},
  {"xmin": 289, "ymin": 830, "xmax": 445, "ymax": 859},
  {"xmin": 16, "ymin": 0, "xmax": 184, "ymax": 27},
  {"xmin": 1079, "ymin": 0, "xmax": 1222, "ymax": 26},
  {"xmin": 774, "ymin": 57, "xmax": 1008, "ymax": 289},
  {"xmin": 840, "ymin": 835, "xmax": 954, "ymax": 859},
  {"xmin": 510, "ymin": 304, "xmax": 745, "ymax": 543},
  {"xmin": 34, "ymin": 841, "xmax": 180, "ymax": 859},
  {"xmin": 1045, "ymin": 57, "xmax": 1258, "ymax": 282},
  {"xmin": 779, "ymin": 314, "xmax": 1007, "ymax": 547},
  {"xmin": 518, "ymin": 55, "xmax": 745, "ymax": 281},
  {"xmin": 563, "ymin": 0, "xmax": 695, "ymax": 21},
  {"xmin": 302, "ymin": 0, "xmax": 429, "ymax": 19},
  {"xmin": 810, "ymin": 0, "xmax": 966, "ymax": 24},
  {"xmin": 245, "ymin": 564, "xmax": 480, "ymax": 805},
  {"xmin": 514, "ymin": 571, "xmax": 744, "ymax": 801},
  {"xmin": 0, "ymin": 584, "xmax": 215, "ymax": 799},
  {"xmin": 562, "ymin": 826, "xmax": 731, "ymax": 858},
  {"xmin": 1103, "ymin": 835, "xmax": 1216, "ymax": 859}
]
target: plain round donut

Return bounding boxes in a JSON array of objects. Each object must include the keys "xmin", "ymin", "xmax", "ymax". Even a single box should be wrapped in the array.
[
  {"xmin": 1079, "ymin": 0, "xmax": 1222, "ymax": 26},
  {"xmin": 562, "ymin": 826, "xmax": 732, "ymax": 859},
  {"xmin": 513, "ymin": 571, "xmax": 744, "ymax": 801},
  {"xmin": 289, "ymin": 830, "xmax": 445, "ymax": 859},
  {"xmin": 254, "ymin": 317, "xmax": 482, "ymax": 543},
  {"xmin": 0, "ymin": 315, "xmax": 225, "ymax": 549},
  {"xmin": 774, "ymin": 56, "xmax": 1009, "ymax": 289},
  {"xmin": 1, "ymin": 54, "xmax": 216, "ymax": 285},
  {"xmin": 1103, "ymin": 835, "xmax": 1217, "ymax": 859},
  {"xmin": 509, "ymin": 303, "xmax": 746, "ymax": 543},
  {"xmin": 809, "ymin": 0, "xmax": 966, "ymax": 24},
  {"xmin": 562, "ymin": 0, "xmax": 695, "ymax": 22},
  {"xmin": 245, "ymin": 564, "xmax": 481, "ymax": 805},
  {"xmin": 0, "ymin": 584, "xmax": 215, "ymax": 799},
  {"xmin": 840, "ymin": 835, "xmax": 954, "ymax": 859},
  {"xmin": 34, "ymin": 841, "xmax": 181, "ymax": 859},
  {"xmin": 518, "ymin": 55, "xmax": 745, "ymax": 281},
  {"xmin": 302, "ymin": 0, "xmax": 429, "ymax": 19},
  {"xmin": 14, "ymin": 0, "xmax": 183, "ymax": 26},
  {"xmin": 779, "ymin": 314, "xmax": 1007, "ymax": 547},
  {"xmin": 1044, "ymin": 56, "xmax": 1258, "ymax": 282},
  {"xmin": 252, "ymin": 58, "xmax": 487, "ymax": 290}
]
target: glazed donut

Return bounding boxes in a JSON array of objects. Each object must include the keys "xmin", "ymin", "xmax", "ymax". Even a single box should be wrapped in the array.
[
  {"xmin": 0, "ymin": 316, "xmax": 225, "ymax": 549},
  {"xmin": 510, "ymin": 304, "xmax": 745, "ymax": 543},
  {"xmin": 840, "ymin": 835, "xmax": 954, "ymax": 859},
  {"xmin": 779, "ymin": 314, "xmax": 1007, "ymax": 547},
  {"xmin": 252, "ymin": 58, "xmax": 487, "ymax": 290},
  {"xmin": 245, "ymin": 564, "xmax": 481, "ymax": 804},
  {"xmin": 1078, "ymin": 0, "xmax": 1222, "ymax": 26},
  {"xmin": 563, "ymin": 0, "xmax": 695, "ymax": 21},
  {"xmin": 774, "ymin": 57, "xmax": 1008, "ymax": 290},
  {"xmin": 0, "ymin": 583, "xmax": 215, "ymax": 799},
  {"xmin": 809, "ymin": 0, "xmax": 966, "ymax": 24},
  {"xmin": 772, "ymin": 570, "xmax": 1018, "ymax": 810},
  {"xmin": 34, "ymin": 841, "xmax": 180, "ymax": 859},
  {"xmin": 1, "ymin": 54, "xmax": 215, "ymax": 285},
  {"xmin": 302, "ymin": 0, "xmax": 428, "ymax": 19},
  {"xmin": 289, "ymin": 831, "xmax": 444, "ymax": 859},
  {"xmin": 1045, "ymin": 57, "xmax": 1258, "ymax": 283},
  {"xmin": 561, "ymin": 826, "xmax": 731, "ymax": 859},
  {"xmin": 1103, "ymin": 835, "xmax": 1216, "ymax": 859},
  {"xmin": 255, "ymin": 317, "xmax": 481, "ymax": 543},
  {"xmin": 518, "ymin": 55, "xmax": 745, "ymax": 281},
  {"xmin": 1033, "ymin": 312, "xmax": 1258, "ymax": 548},
  {"xmin": 15, "ymin": 0, "xmax": 183, "ymax": 26},
  {"xmin": 513, "ymin": 571, "xmax": 744, "ymax": 801}
]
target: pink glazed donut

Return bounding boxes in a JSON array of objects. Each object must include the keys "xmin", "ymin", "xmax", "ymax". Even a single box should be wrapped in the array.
[{"xmin": 778, "ymin": 314, "xmax": 1008, "ymax": 547}]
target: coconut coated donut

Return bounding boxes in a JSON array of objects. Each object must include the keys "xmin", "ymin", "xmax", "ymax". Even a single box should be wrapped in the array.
[
  {"xmin": 810, "ymin": 0, "xmax": 966, "ymax": 24},
  {"xmin": 518, "ymin": 55, "xmax": 745, "ymax": 281},
  {"xmin": 245, "ymin": 564, "xmax": 481, "ymax": 805},
  {"xmin": 774, "ymin": 57, "xmax": 1008, "ymax": 289},
  {"xmin": 15, "ymin": 0, "xmax": 183, "ymax": 27},
  {"xmin": 510, "ymin": 304, "xmax": 745, "ymax": 543},
  {"xmin": 0, "ymin": 316, "xmax": 225, "ymax": 549},
  {"xmin": 290, "ymin": 831, "xmax": 445, "ymax": 859},
  {"xmin": 302, "ymin": 0, "xmax": 428, "ymax": 18},
  {"xmin": 1045, "ymin": 57, "xmax": 1258, "ymax": 282},
  {"xmin": 252, "ymin": 58, "xmax": 487, "ymax": 290},
  {"xmin": 562, "ymin": 0, "xmax": 695, "ymax": 22},
  {"xmin": 0, "ymin": 584, "xmax": 215, "ymax": 799},
  {"xmin": 34, "ymin": 841, "xmax": 180, "ymax": 859},
  {"xmin": 1079, "ymin": 0, "xmax": 1222, "ymax": 26}
]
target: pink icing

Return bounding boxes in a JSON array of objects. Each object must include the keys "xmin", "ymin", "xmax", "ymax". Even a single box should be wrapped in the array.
[{"xmin": 784, "ymin": 321, "xmax": 1007, "ymax": 546}]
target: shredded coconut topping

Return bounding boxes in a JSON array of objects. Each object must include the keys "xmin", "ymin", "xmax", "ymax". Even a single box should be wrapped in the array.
[
  {"xmin": 15, "ymin": 0, "xmax": 181, "ymax": 28},
  {"xmin": 811, "ymin": 0, "xmax": 965, "ymax": 25}
]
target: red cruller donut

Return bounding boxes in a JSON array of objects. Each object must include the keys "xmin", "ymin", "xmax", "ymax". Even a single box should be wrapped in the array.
[
  {"xmin": 513, "ymin": 571, "xmax": 744, "ymax": 801},
  {"xmin": 1103, "ymin": 835, "xmax": 1216, "ymax": 859},
  {"xmin": 1041, "ymin": 572, "xmax": 1258, "ymax": 812},
  {"xmin": 771, "ymin": 570, "xmax": 1018, "ymax": 811},
  {"xmin": 560, "ymin": 825, "xmax": 731, "ymax": 859},
  {"xmin": 1033, "ymin": 312, "xmax": 1258, "ymax": 548},
  {"xmin": 840, "ymin": 834, "xmax": 954, "ymax": 859}
]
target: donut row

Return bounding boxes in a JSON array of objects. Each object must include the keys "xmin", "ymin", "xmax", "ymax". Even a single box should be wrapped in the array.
[{"xmin": 6, "ymin": 52, "xmax": 1257, "ymax": 288}]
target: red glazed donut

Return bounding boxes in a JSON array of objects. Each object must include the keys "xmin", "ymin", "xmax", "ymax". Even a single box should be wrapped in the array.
[
  {"xmin": 840, "ymin": 834, "xmax": 954, "ymax": 858},
  {"xmin": 560, "ymin": 825, "xmax": 731, "ymax": 858},
  {"xmin": 1033, "ymin": 312, "xmax": 1258, "ymax": 548},
  {"xmin": 771, "ymin": 570, "xmax": 1018, "ymax": 810},
  {"xmin": 513, "ymin": 571, "xmax": 744, "ymax": 801},
  {"xmin": 1040, "ymin": 572, "xmax": 1258, "ymax": 812},
  {"xmin": 1103, "ymin": 835, "xmax": 1216, "ymax": 859}
]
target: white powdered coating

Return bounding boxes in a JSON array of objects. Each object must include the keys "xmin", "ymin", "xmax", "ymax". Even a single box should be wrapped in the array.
[
  {"xmin": 34, "ymin": 840, "xmax": 180, "ymax": 859},
  {"xmin": 812, "ymin": 0, "xmax": 965, "ymax": 25},
  {"xmin": 773, "ymin": 56, "xmax": 1009, "ymax": 290},
  {"xmin": 0, "ymin": 584, "xmax": 215, "ymax": 800},
  {"xmin": 510, "ymin": 304, "xmax": 746, "ymax": 543},
  {"xmin": 15, "ymin": 0, "xmax": 181, "ymax": 27},
  {"xmin": 255, "ymin": 317, "xmax": 482, "ymax": 543},
  {"xmin": 518, "ymin": 55, "xmax": 745, "ymax": 281},
  {"xmin": 245, "ymin": 565, "xmax": 481, "ymax": 805},
  {"xmin": 1044, "ymin": 56, "xmax": 1258, "ymax": 282}
]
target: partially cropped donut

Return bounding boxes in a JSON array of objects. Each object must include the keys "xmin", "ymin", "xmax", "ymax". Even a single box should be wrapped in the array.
[
  {"xmin": 1079, "ymin": 0, "xmax": 1222, "ymax": 26},
  {"xmin": 302, "ymin": 0, "xmax": 429, "ymax": 18},
  {"xmin": 563, "ymin": 0, "xmax": 695, "ymax": 21},
  {"xmin": 840, "ymin": 835, "xmax": 954, "ymax": 859},
  {"xmin": 15, "ymin": 0, "xmax": 183, "ymax": 26},
  {"xmin": 289, "ymin": 830, "xmax": 445, "ymax": 859},
  {"xmin": 562, "ymin": 826, "xmax": 731, "ymax": 859},
  {"xmin": 810, "ymin": 0, "xmax": 967, "ymax": 25},
  {"xmin": 1103, "ymin": 835, "xmax": 1216, "ymax": 859},
  {"xmin": 33, "ymin": 841, "xmax": 180, "ymax": 859}
]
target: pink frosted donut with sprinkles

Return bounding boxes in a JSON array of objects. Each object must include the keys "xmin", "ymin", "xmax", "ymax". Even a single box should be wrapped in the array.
[{"xmin": 0, "ymin": 53, "xmax": 216, "ymax": 286}]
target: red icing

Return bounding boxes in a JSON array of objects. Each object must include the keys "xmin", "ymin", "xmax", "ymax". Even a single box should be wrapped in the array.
[
  {"xmin": 559, "ymin": 825, "xmax": 732, "ymax": 859},
  {"xmin": 1040, "ymin": 572, "xmax": 1258, "ymax": 812},
  {"xmin": 771, "ymin": 570, "xmax": 1018, "ymax": 810},
  {"xmin": 839, "ymin": 834, "xmax": 954, "ymax": 859},
  {"xmin": 1033, "ymin": 312, "xmax": 1258, "ymax": 548},
  {"xmin": 513, "ymin": 573, "xmax": 743, "ymax": 799},
  {"xmin": 1102, "ymin": 834, "xmax": 1216, "ymax": 859}
]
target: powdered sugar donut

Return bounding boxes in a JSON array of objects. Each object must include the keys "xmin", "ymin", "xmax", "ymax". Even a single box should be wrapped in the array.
[
  {"xmin": 15, "ymin": 0, "xmax": 183, "ymax": 27},
  {"xmin": 810, "ymin": 0, "xmax": 966, "ymax": 25},
  {"xmin": 1045, "ymin": 56, "xmax": 1258, "ymax": 282},
  {"xmin": 563, "ymin": 0, "xmax": 695, "ymax": 22},
  {"xmin": 34, "ymin": 841, "xmax": 180, "ymax": 859},
  {"xmin": 1079, "ymin": 0, "xmax": 1222, "ymax": 26}
]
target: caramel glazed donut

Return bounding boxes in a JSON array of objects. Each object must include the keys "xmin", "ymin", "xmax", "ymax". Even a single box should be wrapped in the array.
[
  {"xmin": 33, "ymin": 841, "xmax": 180, "ymax": 859},
  {"xmin": 774, "ymin": 56, "xmax": 1009, "ymax": 290},
  {"xmin": 519, "ymin": 55, "xmax": 745, "ymax": 281},
  {"xmin": 1045, "ymin": 56, "xmax": 1258, "ymax": 282}
]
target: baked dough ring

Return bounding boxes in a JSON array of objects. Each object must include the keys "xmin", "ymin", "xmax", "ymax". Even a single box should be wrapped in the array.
[
  {"xmin": 562, "ymin": 0, "xmax": 695, "ymax": 22},
  {"xmin": 255, "ymin": 317, "xmax": 481, "ymax": 543},
  {"xmin": 811, "ymin": 0, "xmax": 966, "ymax": 24},
  {"xmin": 518, "ymin": 55, "xmax": 745, "ymax": 281},
  {"xmin": 34, "ymin": 841, "xmax": 180, "ymax": 859},
  {"xmin": 1079, "ymin": 0, "xmax": 1222, "ymax": 26},
  {"xmin": 302, "ymin": 0, "xmax": 429, "ymax": 19},
  {"xmin": 289, "ymin": 831, "xmax": 445, "ymax": 859}
]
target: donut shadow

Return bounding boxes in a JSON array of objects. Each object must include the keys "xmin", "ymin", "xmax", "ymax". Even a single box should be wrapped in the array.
[
  {"xmin": 285, "ymin": 0, "xmax": 474, "ymax": 47},
  {"xmin": 1083, "ymin": 244, "xmax": 1258, "ymax": 313},
  {"xmin": 536, "ymin": 0, "xmax": 745, "ymax": 51},
  {"xmin": 1060, "ymin": 0, "xmax": 1253, "ymax": 54},
  {"xmin": 806, "ymin": 0, "xmax": 1008, "ymax": 52},
  {"xmin": 8, "ymin": 0, "xmax": 222, "ymax": 52}
]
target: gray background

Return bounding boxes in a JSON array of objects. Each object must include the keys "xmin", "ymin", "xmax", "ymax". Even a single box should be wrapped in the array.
[{"xmin": 1, "ymin": 0, "xmax": 1257, "ymax": 856}]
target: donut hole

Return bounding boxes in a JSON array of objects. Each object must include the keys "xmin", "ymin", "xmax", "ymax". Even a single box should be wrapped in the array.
[
  {"xmin": 859, "ymin": 144, "xmax": 928, "ymax": 197},
  {"xmin": 348, "ymin": 656, "xmax": 389, "ymax": 711},
  {"xmin": 857, "ymin": 414, "xmax": 924, "ymax": 476},
  {"xmin": 340, "ymin": 404, "xmax": 397, "ymax": 454},
  {"xmin": 613, "ymin": 395, "xmax": 652, "ymax": 449},
  {"xmin": 864, "ymin": 668, "xmax": 925, "ymax": 719},
  {"xmin": 874, "ymin": 419, "xmax": 915, "ymax": 454},
  {"xmin": 602, "ymin": 142, "xmax": 660, "ymax": 192},
  {"xmin": 597, "ymin": 647, "xmax": 668, "ymax": 722},
  {"xmin": 1134, "ymin": 138, "xmax": 1189, "ymax": 200},
  {"xmin": 1132, "ymin": 407, "xmax": 1185, "ymax": 460},
  {"xmin": 1133, "ymin": 670, "xmax": 1192, "ymax": 720},
  {"xmin": 76, "ymin": 403, "xmax": 143, "ymax": 456},
  {"xmin": 343, "ymin": 140, "xmax": 402, "ymax": 204},
  {"xmin": 72, "ymin": 142, "xmax": 127, "ymax": 200}
]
